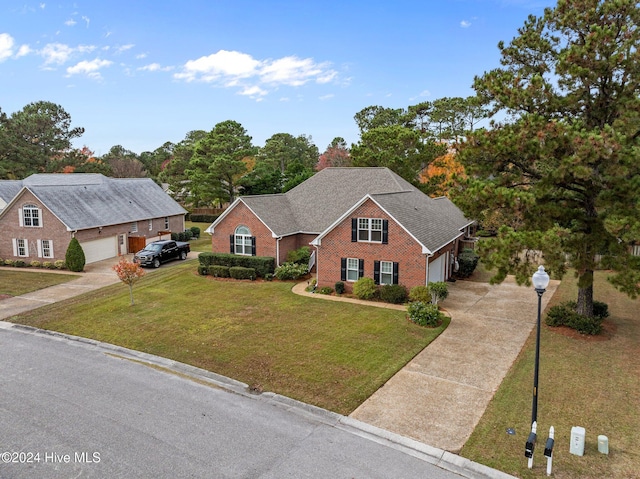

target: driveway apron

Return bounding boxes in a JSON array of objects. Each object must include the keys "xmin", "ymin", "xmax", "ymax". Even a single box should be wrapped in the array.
[{"xmin": 349, "ymin": 276, "xmax": 559, "ymax": 453}]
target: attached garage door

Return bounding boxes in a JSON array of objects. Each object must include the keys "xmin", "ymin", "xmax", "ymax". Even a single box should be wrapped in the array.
[
  {"xmin": 428, "ymin": 253, "xmax": 447, "ymax": 283},
  {"xmin": 80, "ymin": 236, "xmax": 118, "ymax": 264}
]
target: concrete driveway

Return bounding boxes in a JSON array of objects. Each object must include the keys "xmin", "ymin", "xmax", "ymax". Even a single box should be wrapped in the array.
[{"xmin": 350, "ymin": 276, "xmax": 559, "ymax": 453}]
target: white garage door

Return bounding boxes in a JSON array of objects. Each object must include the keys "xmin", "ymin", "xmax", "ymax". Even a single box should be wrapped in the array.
[
  {"xmin": 428, "ymin": 253, "xmax": 447, "ymax": 283},
  {"xmin": 80, "ymin": 236, "xmax": 118, "ymax": 264}
]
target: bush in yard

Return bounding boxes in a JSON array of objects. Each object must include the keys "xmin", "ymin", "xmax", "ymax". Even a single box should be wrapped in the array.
[
  {"xmin": 198, "ymin": 252, "xmax": 215, "ymax": 267},
  {"xmin": 54, "ymin": 260, "xmax": 66, "ymax": 270},
  {"xmin": 211, "ymin": 265, "xmax": 231, "ymax": 278},
  {"xmin": 229, "ymin": 266, "xmax": 256, "ymax": 280},
  {"xmin": 409, "ymin": 285, "xmax": 430, "ymax": 303},
  {"xmin": 457, "ymin": 248, "xmax": 479, "ymax": 278},
  {"xmin": 428, "ymin": 281, "xmax": 449, "ymax": 305},
  {"xmin": 210, "ymin": 253, "xmax": 275, "ymax": 278},
  {"xmin": 318, "ymin": 286, "xmax": 333, "ymax": 295},
  {"xmin": 42, "ymin": 261, "xmax": 53, "ymax": 269},
  {"xmin": 379, "ymin": 284, "xmax": 408, "ymax": 304},
  {"xmin": 14, "ymin": 260, "xmax": 26, "ymax": 267},
  {"xmin": 407, "ymin": 301, "xmax": 442, "ymax": 327},
  {"xmin": 353, "ymin": 277, "xmax": 377, "ymax": 300},
  {"xmin": 30, "ymin": 260, "xmax": 41, "ymax": 268},
  {"xmin": 334, "ymin": 281, "xmax": 345, "ymax": 295},
  {"xmin": 274, "ymin": 262, "xmax": 308, "ymax": 280},
  {"xmin": 4, "ymin": 259, "xmax": 14, "ymax": 266},
  {"xmin": 65, "ymin": 237, "xmax": 86, "ymax": 272},
  {"xmin": 190, "ymin": 226, "xmax": 201, "ymax": 238},
  {"xmin": 545, "ymin": 300, "xmax": 607, "ymax": 335},
  {"xmin": 286, "ymin": 246, "xmax": 311, "ymax": 265},
  {"xmin": 197, "ymin": 265, "xmax": 208, "ymax": 276}
]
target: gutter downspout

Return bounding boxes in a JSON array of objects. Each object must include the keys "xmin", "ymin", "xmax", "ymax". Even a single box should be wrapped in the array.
[{"xmin": 276, "ymin": 237, "xmax": 282, "ymax": 266}]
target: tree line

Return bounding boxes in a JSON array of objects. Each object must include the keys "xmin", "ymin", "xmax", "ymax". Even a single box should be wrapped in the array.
[{"xmin": 0, "ymin": 96, "xmax": 482, "ymax": 206}]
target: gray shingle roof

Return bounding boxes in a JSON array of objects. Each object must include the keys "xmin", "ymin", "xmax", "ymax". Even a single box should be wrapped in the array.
[
  {"xmin": 0, "ymin": 174, "xmax": 186, "ymax": 230},
  {"xmin": 213, "ymin": 167, "xmax": 471, "ymax": 252}
]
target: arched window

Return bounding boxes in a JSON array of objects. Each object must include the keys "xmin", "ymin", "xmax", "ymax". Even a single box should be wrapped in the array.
[
  {"xmin": 233, "ymin": 226, "xmax": 254, "ymax": 255},
  {"xmin": 21, "ymin": 204, "xmax": 41, "ymax": 227}
]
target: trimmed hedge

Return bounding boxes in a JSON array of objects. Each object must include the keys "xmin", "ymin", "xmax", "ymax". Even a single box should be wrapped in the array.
[
  {"xmin": 545, "ymin": 300, "xmax": 608, "ymax": 335},
  {"xmin": 171, "ymin": 230, "xmax": 193, "ymax": 242},
  {"xmin": 457, "ymin": 248, "xmax": 479, "ymax": 278},
  {"xmin": 189, "ymin": 214, "xmax": 219, "ymax": 223},
  {"xmin": 353, "ymin": 277, "xmax": 377, "ymax": 300},
  {"xmin": 211, "ymin": 265, "xmax": 230, "ymax": 278},
  {"xmin": 197, "ymin": 252, "xmax": 275, "ymax": 278},
  {"xmin": 229, "ymin": 266, "xmax": 256, "ymax": 280}
]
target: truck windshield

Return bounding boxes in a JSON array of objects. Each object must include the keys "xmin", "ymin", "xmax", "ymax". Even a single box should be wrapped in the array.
[{"xmin": 143, "ymin": 244, "xmax": 163, "ymax": 253}]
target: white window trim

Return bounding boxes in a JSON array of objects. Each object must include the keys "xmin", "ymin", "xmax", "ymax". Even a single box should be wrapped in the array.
[
  {"xmin": 346, "ymin": 257, "xmax": 359, "ymax": 282},
  {"xmin": 19, "ymin": 205, "xmax": 43, "ymax": 228},
  {"xmin": 131, "ymin": 222, "xmax": 138, "ymax": 233},
  {"xmin": 37, "ymin": 239, "xmax": 54, "ymax": 258},
  {"xmin": 357, "ymin": 217, "xmax": 383, "ymax": 243},
  {"xmin": 234, "ymin": 226, "xmax": 252, "ymax": 256},
  {"xmin": 13, "ymin": 238, "xmax": 29, "ymax": 257},
  {"xmin": 380, "ymin": 260, "xmax": 394, "ymax": 285}
]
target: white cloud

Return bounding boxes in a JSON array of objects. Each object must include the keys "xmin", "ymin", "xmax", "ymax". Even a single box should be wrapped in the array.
[
  {"xmin": 66, "ymin": 58, "xmax": 112, "ymax": 79},
  {"xmin": 138, "ymin": 62, "xmax": 173, "ymax": 72},
  {"xmin": 0, "ymin": 33, "xmax": 14, "ymax": 62},
  {"xmin": 16, "ymin": 44, "xmax": 31, "ymax": 57},
  {"xmin": 65, "ymin": 19, "xmax": 76, "ymax": 26},
  {"xmin": 82, "ymin": 16, "xmax": 90, "ymax": 28},
  {"xmin": 135, "ymin": 53, "xmax": 147, "ymax": 59},
  {"xmin": 116, "ymin": 44, "xmax": 135, "ymax": 54},
  {"xmin": 460, "ymin": 20, "xmax": 471, "ymax": 28},
  {"xmin": 39, "ymin": 3, "xmax": 45, "ymax": 9},
  {"xmin": 319, "ymin": 93, "xmax": 334, "ymax": 101},
  {"xmin": 174, "ymin": 50, "xmax": 339, "ymax": 98},
  {"xmin": 40, "ymin": 42, "xmax": 96, "ymax": 65}
]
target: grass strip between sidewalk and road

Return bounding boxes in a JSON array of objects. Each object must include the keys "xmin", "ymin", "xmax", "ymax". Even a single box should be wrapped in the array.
[
  {"xmin": 5, "ymin": 261, "xmax": 448, "ymax": 415},
  {"xmin": 460, "ymin": 269, "xmax": 640, "ymax": 479},
  {"xmin": 0, "ymin": 269, "xmax": 80, "ymax": 296}
]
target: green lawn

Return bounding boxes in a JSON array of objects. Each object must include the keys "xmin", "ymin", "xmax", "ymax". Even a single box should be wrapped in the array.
[
  {"xmin": 186, "ymin": 221, "xmax": 214, "ymax": 253},
  {"xmin": 0, "ymin": 269, "xmax": 80, "ymax": 296},
  {"xmin": 7, "ymin": 261, "xmax": 447, "ymax": 415},
  {"xmin": 460, "ymin": 270, "xmax": 640, "ymax": 479}
]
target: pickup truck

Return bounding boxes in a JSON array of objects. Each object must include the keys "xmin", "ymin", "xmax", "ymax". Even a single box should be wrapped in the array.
[{"xmin": 133, "ymin": 240, "xmax": 190, "ymax": 268}]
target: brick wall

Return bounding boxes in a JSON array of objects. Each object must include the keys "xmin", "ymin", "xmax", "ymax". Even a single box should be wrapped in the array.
[
  {"xmin": 210, "ymin": 202, "xmax": 277, "ymax": 259},
  {"xmin": 316, "ymin": 199, "xmax": 429, "ymax": 293}
]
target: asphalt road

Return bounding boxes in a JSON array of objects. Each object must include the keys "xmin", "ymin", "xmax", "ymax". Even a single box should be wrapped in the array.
[{"xmin": 0, "ymin": 324, "xmax": 496, "ymax": 479}]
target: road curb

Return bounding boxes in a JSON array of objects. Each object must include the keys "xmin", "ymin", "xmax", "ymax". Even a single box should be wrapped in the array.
[{"xmin": 1, "ymin": 320, "xmax": 516, "ymax": 479}]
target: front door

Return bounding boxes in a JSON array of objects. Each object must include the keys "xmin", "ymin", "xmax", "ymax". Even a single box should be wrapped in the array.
[{"xmin": 118, "ymin": 234, "xmax": 127, "ymax": 255}]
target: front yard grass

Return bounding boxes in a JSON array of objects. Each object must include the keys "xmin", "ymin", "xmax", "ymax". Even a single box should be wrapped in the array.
[
  {"xmin": 460, "ymin": 270, "xmax": 640, "ymax": 479},
  {"xmin": 0, "ymin": 269, "xmax": 79, "ymax": 296},
  {"xmin": 7, "ymin": 261, "xmax": 447, "ymax": 415}
]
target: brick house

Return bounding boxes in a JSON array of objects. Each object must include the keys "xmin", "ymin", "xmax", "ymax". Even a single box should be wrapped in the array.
[
  {"xmin": 206, "ymin": 167, "xmax": 474, "ymax": 292},
  {"xmin": 0, "ymin": 173, "xmax": 187, "ymax": 265}
]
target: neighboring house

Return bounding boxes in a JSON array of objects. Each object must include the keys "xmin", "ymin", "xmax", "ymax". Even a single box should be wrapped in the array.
[
  {"xmin": 0, "ymin": 173, "xmax": 187, "ymax": 265},
  {"xmin": 206, "ymin": 167, "xmax": 474, "ymax": 292}
]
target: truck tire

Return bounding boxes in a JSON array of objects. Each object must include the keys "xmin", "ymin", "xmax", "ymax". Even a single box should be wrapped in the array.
[
  {"xmin": 180, "ymin": 251, "xmax": 187, "ymax": 260},
  {"xmin": 153, "ymin": 258, "xmax": 160, "ymax": 268}
]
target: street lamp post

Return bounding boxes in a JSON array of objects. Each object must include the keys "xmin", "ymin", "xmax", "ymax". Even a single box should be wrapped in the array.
[{"xmin": 531, "ymin": 265, "xmax": 550, "ymax": 426}]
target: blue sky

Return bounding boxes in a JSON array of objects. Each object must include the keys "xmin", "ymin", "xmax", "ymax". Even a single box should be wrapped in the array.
[{"xmin": 0, "ymin": 0, "xmax": 554, "ymax": 156}]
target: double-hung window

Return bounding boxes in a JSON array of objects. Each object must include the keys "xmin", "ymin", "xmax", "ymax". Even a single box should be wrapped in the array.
[
  {"xmin": 13, "ymin": 238, "xmax": 29, "ymax": 257},
  {"xmin": 233, "ymin": 226, "xmax": 254, "ymax": 256},
  {"xmin": 21, "ymin": 204, "xmax": 41, "ymax": 227},
  {"xmin": 41, "ymin": 240, "xmax": 53, "ymax": 258},
  {"xmin": 353, "ymin": 218, "xmax": 387, "ymax": 243},
  {"xmin": 346, "ymin": 258, "xmax": 359, "ymax": 282},
  {"xmin": 379, "ymin": 261, "xmax": 394, "ymax": 285}
]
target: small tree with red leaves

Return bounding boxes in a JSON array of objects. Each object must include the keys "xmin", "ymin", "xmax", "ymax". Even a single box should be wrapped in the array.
[{"xmin": 112, "ymin": 257, "xmax": 145, "ymax": 305}]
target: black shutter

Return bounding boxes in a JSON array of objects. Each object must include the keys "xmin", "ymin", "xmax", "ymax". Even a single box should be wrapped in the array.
[
  {"xmin": 393, "ymin": 262, "xmax": 399, "ymax": 284},
  {"xmin": 351, "ymin": 218, "xmax": 357, "ymax": 242},
  {"xmin": 229, "ymin": 234, "xmax": 235, "ymax": 254},
  {"xmin": 358, "ymin": 259, "xmax": 364, "ymax": 278},
  {"xmin": 373, "ymin": 260, "xmax": 380, "ymax": 284},
  {"xmin": 382, "ymin": 220, "xmax": 389, "ymax": 244},
  {"xmin": 340, "ymin": 258, "xmax": 347, "ymax": 281},
  {"xmin": 251, "ymin": 236, "xmax": 256, "ymax": 256}
]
